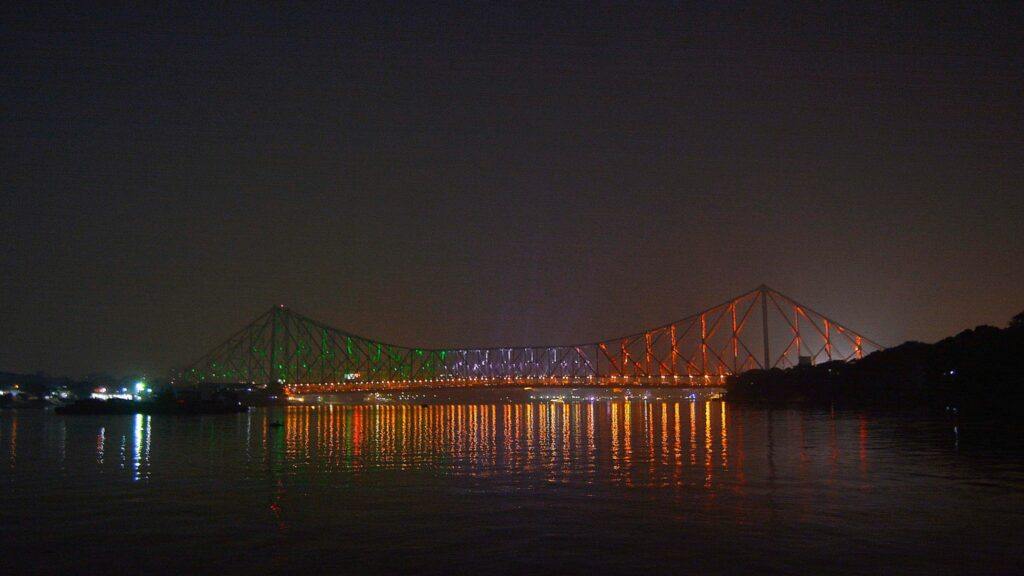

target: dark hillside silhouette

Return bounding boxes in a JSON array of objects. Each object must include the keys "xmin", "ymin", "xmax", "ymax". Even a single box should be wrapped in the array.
[{"xmin": 728, "ymin": 310, "xmax": 1024, "ymax": 419}]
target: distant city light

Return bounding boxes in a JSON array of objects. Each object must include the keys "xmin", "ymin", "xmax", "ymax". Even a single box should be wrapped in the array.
[{"xmin": 91, "ymin": 392, "xmax": 134, "ymax": 401}]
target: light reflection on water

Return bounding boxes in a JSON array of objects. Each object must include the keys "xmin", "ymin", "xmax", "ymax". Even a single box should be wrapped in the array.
[
  {"xmin": 1, "ymin": 401, "xmax": 1023, "ymax": 575},
  {"xmin": 281, "ymin": 403, "xmax": 724, "ymax": 499},
  {"xmin": 266, "ymin": 402, "xmax": 746, "ymax": 489}
]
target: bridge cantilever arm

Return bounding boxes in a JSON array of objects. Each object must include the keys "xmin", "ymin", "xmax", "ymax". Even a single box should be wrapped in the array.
[{"xmin": 765, "ymin": 288, "xmax": 885, "ymax": 350}]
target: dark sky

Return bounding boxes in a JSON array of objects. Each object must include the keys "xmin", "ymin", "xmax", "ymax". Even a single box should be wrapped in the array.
[{"xmin": 2, "ymin": 3, "xmax": 1022, "ymax": 378}]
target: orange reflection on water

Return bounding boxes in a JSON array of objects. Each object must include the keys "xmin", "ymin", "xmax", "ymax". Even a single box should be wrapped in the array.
[
  {"xmin": 610, "ymin": 402, "xmax": 620, "ymax": 472},
  {"xmin": 586, "ymin": 403, "xmax": 595, "ymax": 463},
  {"xmin": 623, "ymin": 401, "xmax": 633, "ymax": 485},
  {"xmin": 721, "ymin": 401, "xmax": 728, "ymax": 470},
  {"xmin": 705, "ymin": 401, "xmax": 713, "ymax": 487},
  {"xmin": 673, "ymin": 403, "xmax": 682, "ymax": 485},
  {"xmin": 689, "ymin": 402, "xmax": 697, "ymax": 465},
  {"xmin": 661, "ymin": 403, "xmax": 669, "ymax": 466},
  {"xmin": 266, "ymin": 401, "xmax": 737, "ymax": 489}
]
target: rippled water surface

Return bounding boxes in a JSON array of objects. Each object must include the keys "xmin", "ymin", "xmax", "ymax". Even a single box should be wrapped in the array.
[{"xmin": 2, "ymin": 401, "xmax": 1023, "ymax": 575}]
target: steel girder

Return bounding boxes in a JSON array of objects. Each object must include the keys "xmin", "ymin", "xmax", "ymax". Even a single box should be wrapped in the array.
[{"xmin": 177, "ymin": 286, "xmax": 882, "ymax": 387}]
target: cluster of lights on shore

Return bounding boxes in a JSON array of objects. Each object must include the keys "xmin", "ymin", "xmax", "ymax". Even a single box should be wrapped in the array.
[{"xmin": 91, "ymin": 380, "xmax": 153, "ymax": 401}]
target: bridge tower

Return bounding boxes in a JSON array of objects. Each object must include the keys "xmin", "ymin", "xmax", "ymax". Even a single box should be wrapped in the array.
[{"xmin": 760, "ymin": 284, "xmax": 770, "ymax": 371}]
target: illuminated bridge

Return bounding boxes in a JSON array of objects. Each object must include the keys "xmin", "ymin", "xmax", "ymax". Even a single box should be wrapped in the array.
[{"xmin": 178, "ymin": 285, "xmax": 882, "ymax": 392}]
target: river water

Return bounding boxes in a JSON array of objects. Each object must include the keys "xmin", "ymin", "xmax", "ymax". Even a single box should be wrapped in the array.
[{"xmin": 2, "ymin": 399, "xmax": 1022, "ymax": 575}]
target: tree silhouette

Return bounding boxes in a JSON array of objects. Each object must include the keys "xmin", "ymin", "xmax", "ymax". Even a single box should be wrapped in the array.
[{"xmin": 1011, "ymin": 311, "xmax": 1024, "ymax": 330}]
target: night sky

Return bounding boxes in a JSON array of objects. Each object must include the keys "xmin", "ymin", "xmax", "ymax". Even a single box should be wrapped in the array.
[{"xmin": 2, "ymin": 3, "xmax": 1022, "ymax": 377}]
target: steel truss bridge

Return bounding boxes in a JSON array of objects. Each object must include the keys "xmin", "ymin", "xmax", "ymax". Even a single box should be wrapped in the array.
[{"xmin": 178, "ymin": 285, "xmax": 882, "ymax": 392}]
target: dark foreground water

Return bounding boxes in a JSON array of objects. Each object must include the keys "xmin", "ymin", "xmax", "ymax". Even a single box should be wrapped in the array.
[{"xmin": 2, "ymin": 400, "xmax": 1022, "ymax": 575}]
